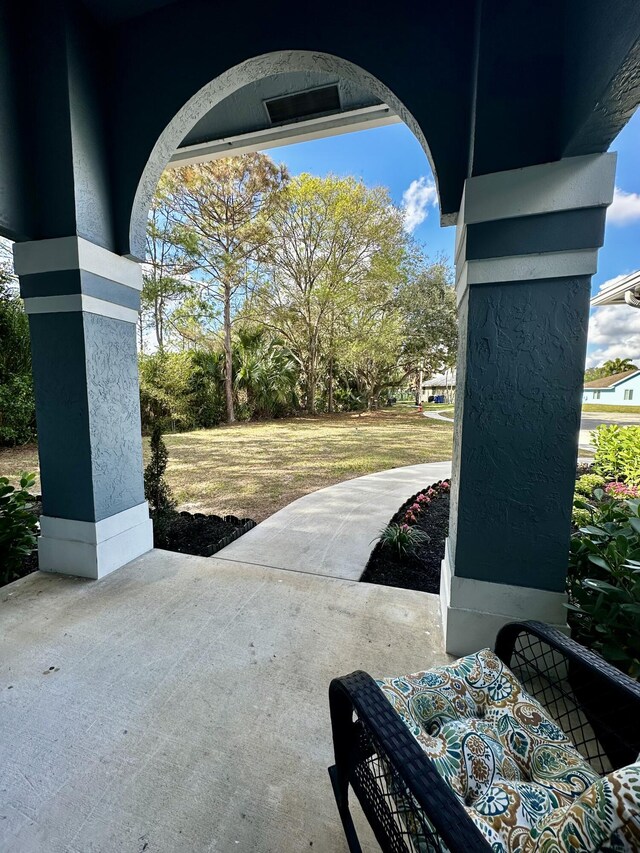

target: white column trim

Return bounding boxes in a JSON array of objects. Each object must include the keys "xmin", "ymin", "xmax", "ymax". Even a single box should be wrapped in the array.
[
  {"xmin": 439, "ymin": 539, "xmax": 568, "ymax": 657},
  {"xmin": 38, "ymin": 502, "xmax": 153, "ymax": 580},
  {"xmin": 23, "ymin": 293, "xmax": 138, "ymax": 324},
  {"xmin": 13, "ymin": 236, "xmax": 142, "ymax": 291},
  {"xmin": 455, "ymin": 249, "xmax": 599, "ymax": 302},
  {"xmin": 461, "ymin": 153, "xmax": 617, "ymax": 226}
]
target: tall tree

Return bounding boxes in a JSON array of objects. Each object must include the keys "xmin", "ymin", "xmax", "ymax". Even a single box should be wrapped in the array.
[
  {"xmin": 142, "ymin": 173, "xmax": 197, "ymax": 352},
  {"xmin": 602, "ymin": 357, "xmax": 637, "ymax": 375},
  {"xmin": 256, "ymin": 174, "xmax": 408, "ymax": 412},
  {"xmin": 167, "ymin": 155, "xmax": 288, "ymax": 423},
  {"xmin": 398, "ymin": 258, "xmax": 458, "ymax": 378},
  {"xmin": 585, "ymin": 358, "xmax": 639, "ymax": 382},
  {"xmin": 335, "ymin": 258, "xmax": 457, "ymax": 409}
]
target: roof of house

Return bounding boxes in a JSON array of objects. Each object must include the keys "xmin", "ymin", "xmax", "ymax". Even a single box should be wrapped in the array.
[
  {"xmin": 591, "ymin": 269, "xmax": 640, "ymax": 306},
  {"xmin": 584, "ymin": 368, "xmax": 640, "ymax": 389},
  {"xmin": 423, "ymin": 369, "xmax": 456, "ymax": 387}
]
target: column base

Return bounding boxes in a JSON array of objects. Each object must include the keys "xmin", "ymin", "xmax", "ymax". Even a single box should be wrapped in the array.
[
  {"xmin": 38, "ymin": 502, "xmax": 153, "ymax": 579},
  {"xmin": 439, "ymin": 539, "xmax": 568, "ymax": 657}
]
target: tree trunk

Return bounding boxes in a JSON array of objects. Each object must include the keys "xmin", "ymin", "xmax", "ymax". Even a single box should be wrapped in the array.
[
  {"xmin": 306, "ymin": 371, "xmax": 315, "ymax": 414},
  {"xmin": 224, "ymin": 281, "xmax": 235, "ymax": 424},
  {"xmin": 328, "ymin": 355, "xmax": 334, "ymax": 414},
  {"xmin": 327, "ymin": 311, "xmax": 335, "ymax": 414}
]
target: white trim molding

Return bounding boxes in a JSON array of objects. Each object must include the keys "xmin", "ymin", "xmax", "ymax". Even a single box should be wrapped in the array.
[
  {"xmin": 38, "ymin": 502, "xmax": 153, "ymax": 579},
  {"xmin": 169, "ymin": 104, "xmax": 400, "ymax": 167},
  {"xmin": 456, "ymin": 249, "xmax": 599, "ymax": 301},
  {"xmin": 459, "ymin": 152, "xmax": 617, "ymax": 230},
  {"xmin": 23, "ymin": 293, "xmax": 139, "ymax": 324},
  {"xmin": 13, "ymin": 236, "xmax": 143, "ymax": 291},
  {"xmin": 439, "ymin": 539, "xmax": 568, "ymax": 657}
]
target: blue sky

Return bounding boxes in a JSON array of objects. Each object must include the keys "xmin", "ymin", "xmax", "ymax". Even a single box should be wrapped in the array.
[{"xmin": 269, "ymin": 111, "xmax": 640, "ymax": 367}]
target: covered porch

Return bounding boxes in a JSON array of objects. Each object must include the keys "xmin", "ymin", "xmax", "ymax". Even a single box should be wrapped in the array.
[
  {"xmin": 2, "ymin": 0, "xmax": 640, "ymax": 849},
  {"xmin": 1, "ymin": 551, "xmax": 446, "ymax": 852}
]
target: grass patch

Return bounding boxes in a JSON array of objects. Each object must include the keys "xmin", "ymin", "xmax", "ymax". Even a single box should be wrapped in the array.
[
  {"xmin": 0, "ymin": 408, "xmax": 453, "ymax": 521},
  {"xmin": 582, "ymin": 404, "xmax": 640, "ymax": 414}
]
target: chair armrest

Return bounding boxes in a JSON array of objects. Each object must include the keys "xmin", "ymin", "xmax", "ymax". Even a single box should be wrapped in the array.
[
  {"xmin": 495, "ymin": 620, "xmax": 640, "ymax": 769},
  {"xmin": 329, "ymin": 670, "xmax": 489, "ymax": 853}
]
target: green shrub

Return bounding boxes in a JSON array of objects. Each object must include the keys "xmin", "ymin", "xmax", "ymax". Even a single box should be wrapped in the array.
[
  {"xmin": 0, "ymin": 375, "xmax": 36, "ymax": 445},
  {"xmin": 571, "ymin": 505, "xmax": 592, "ymax": 529},
  {"xmin": 139, "ymin": 350, "xmax": 226, "ymax": 434},
  {"xmin": 592, "ymin": 424, "xmax": 640, "ymax": 487},
  {"xmin": 0, "ymin": 472, "xmax": 38, "ymax": 586},
  {"xmin": 575, "ymin": 473, "xmax": 606, "ymax": 497},
  {"xmin": 0, "ymin": 283, "xmax": 36, "ymax": 446},
  {"xmin": 377, "ymin": 523, "xmax": 429, "ymax": 557},
  {"xmin": 144, "ymin": 424, "xmax": 176, "ymax": 546},
  {"xmin": 567, "ymin": 491, "xmax": 640, "ymax": 678}
]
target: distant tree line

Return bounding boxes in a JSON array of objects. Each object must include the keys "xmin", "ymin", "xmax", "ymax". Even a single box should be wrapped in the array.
[
  {"xmin": 584, "ymin": 358, "xmax": 638, "ymax": 383},
  {"xmin": 0, "ymin": 155, "xmax": 459, "ymax": 444},
  {"xmin": 0, "ymin": 240, "xmax": 35, "ymax": 445},
  {"xmin": 139, "ymin": 154, "xmax": 458, "ymax": 431}
]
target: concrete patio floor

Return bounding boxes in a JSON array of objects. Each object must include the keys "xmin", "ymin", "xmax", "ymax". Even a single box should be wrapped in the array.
[
  {"xmin": 217, "ymin": 462, "xmax": 452, "ymax": 580},
  {"xmin": 0, "ymin": 549, "xmax": 448, "ymax": 852}
]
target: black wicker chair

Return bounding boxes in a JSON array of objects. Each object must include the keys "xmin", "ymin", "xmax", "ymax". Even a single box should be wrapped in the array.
[{"xmin": 328, "ymin": 621, "xmax": 640, "ymax": 853}]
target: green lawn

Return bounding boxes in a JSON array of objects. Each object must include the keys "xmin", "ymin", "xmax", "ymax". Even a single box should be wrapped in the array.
[
  {"xmin": 582, "ymin": 404, "xmax": 640, "ymax": 414},
  {"xmin": 0, "ymin": 408, "xmax": 454, "ymax": 522}
]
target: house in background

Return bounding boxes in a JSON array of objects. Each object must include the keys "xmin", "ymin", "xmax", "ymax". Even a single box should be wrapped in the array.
[
  {"xmin": 583, "ymin": 368, "xmax": 640, "ymax": 405},
  {"xmin": 422, "ymin": 368, "xmax": 456, "ymax": 404}
]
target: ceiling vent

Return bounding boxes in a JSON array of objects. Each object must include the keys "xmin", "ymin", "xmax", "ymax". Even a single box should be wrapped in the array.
[{"xmin": 264, "ymin": 85, "xmax": 341, "ymax": 125}]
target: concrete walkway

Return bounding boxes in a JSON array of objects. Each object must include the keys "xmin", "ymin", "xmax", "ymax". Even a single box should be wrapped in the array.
[
  {"xmin": 423, "ymin": 410, "xmax": 454, "ymax": 423},
  {"xmin": 216, "ymin": 462, "xmax": 452, "ymax": 581},
  {"xmin": 0, "ymin": 551, "xmax": 447, "ymax": 853}
]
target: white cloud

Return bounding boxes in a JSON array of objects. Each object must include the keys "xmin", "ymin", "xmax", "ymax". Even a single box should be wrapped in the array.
[
  {"xmin": 402, "ymin": 177, "xmax": 438, "ymax": 232},
  {"xmin": 586, "ymin": 303, "xmax": 640, "ymax": 367},
  {"xmin": 607, "ymin": 186, "xmax": 640, "ymax": 225}
]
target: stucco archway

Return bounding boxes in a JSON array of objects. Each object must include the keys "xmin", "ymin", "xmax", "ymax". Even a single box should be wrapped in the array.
[{"xmin": 129, "ymin": 50, "xmax": 439, "ymax": 259}]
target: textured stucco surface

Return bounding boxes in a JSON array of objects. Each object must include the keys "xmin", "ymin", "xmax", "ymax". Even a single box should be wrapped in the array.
[
  {"xmin": 28, "ymin": 312, "xmax": 96, "ymax": 521},
  {"xmin": 20, "ymin": 270, "xmax": 141, "ymax": 310},
  {"xmin": 0, "ymin": 550, "xmax": 447, "ymax": 852},
  {"xmin": 26, "ymin": 309, "xmax": 145, "ymax": 524},
  {"xmin": 84, "ymin": 313, "xmax": 145, "ymax": 521},
  {"xmin": 450, "ymin": 275, "xmax": 592, "ymax": 592}
]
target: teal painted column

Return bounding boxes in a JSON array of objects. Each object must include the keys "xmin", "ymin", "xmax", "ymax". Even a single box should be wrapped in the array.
[
  {"xmin": 442, "ymin": 153, "xmax": 617, "ymax": 655},
  {"xmin": 14, "ymin": 236, "xmax": 153, "ymax": 579}
]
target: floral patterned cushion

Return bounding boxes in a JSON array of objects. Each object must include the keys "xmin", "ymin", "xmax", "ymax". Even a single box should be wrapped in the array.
[
  {"xmin": 377, "ymin": 648, "xmax": 608, "ymax": 851},
  {"xmin": 529, "ymin": 763, "xmax": 640, "ymax": 852}
]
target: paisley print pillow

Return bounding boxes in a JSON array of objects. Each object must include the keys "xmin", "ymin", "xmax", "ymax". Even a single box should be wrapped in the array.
[{"xmin": 377, "ymin": 648, "xmax": 632, "ymax": 852}]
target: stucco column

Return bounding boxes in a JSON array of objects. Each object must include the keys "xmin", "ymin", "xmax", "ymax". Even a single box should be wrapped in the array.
[
  {"xmin": 441, "ymin": 153, "xmax": 616, "ymax": 655},
  {"xmin": 13, "ymin": 237, "xmax": 153, "ymax": 579}
]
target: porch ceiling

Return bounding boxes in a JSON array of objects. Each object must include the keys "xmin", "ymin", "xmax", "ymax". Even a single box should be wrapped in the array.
[{"xmin": 0, "ymin": 551, "xmax": 448, "ymax": 852}]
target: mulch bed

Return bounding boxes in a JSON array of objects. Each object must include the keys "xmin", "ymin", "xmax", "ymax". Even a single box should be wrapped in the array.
[
  {"xmin": 363, "ymin": 462, "xmax": 596, "ymax": 595},
  {"xmin": 160, "ymin": 511, "xmax": 256, "ymax": 557},
  {"xmin": 361, "ymin": 481, "xmax": 450, "ymax": 594},
  {"xmin": 5, "ymin": 498, "xmax": 257, "ymax": 588}
]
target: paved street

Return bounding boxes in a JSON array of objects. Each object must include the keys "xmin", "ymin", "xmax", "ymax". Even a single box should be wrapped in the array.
[{"xmin": 579, "ymin": 410, "xmax": 640, "ymax": 448}]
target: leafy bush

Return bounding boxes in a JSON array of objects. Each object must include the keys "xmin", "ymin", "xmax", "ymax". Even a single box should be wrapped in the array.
[
  {"xmin": 575, "ymin": 473, "xmax": 606, "ymax": 497},
  {"xmin": 144, "ymin": 424, "xmax": 176, "ymax": 546},
  {"xmin": 567, "ymin": 491, "xmax": 640, "ymax": 678},
  {"xmin": 571, "ymin": 505, "xmax": 592, "ymax": 529},
  {"xmin": 378, "ymin": 523, "xmax": 429, "ymax": 557},
  {"xmin": 592, "ymin": 424, "xmax": 640, "ymax": 487},
  {"xmin": 0, "ymin": 472, "xmax": 38, "ymax": 586},
  {"xmin": 0, "ymin": 283, "xmax": 36, "ymax": 446},
  {"xmin": 0, "ymin": 375, "xmax": 36, "ymax": 445}
]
